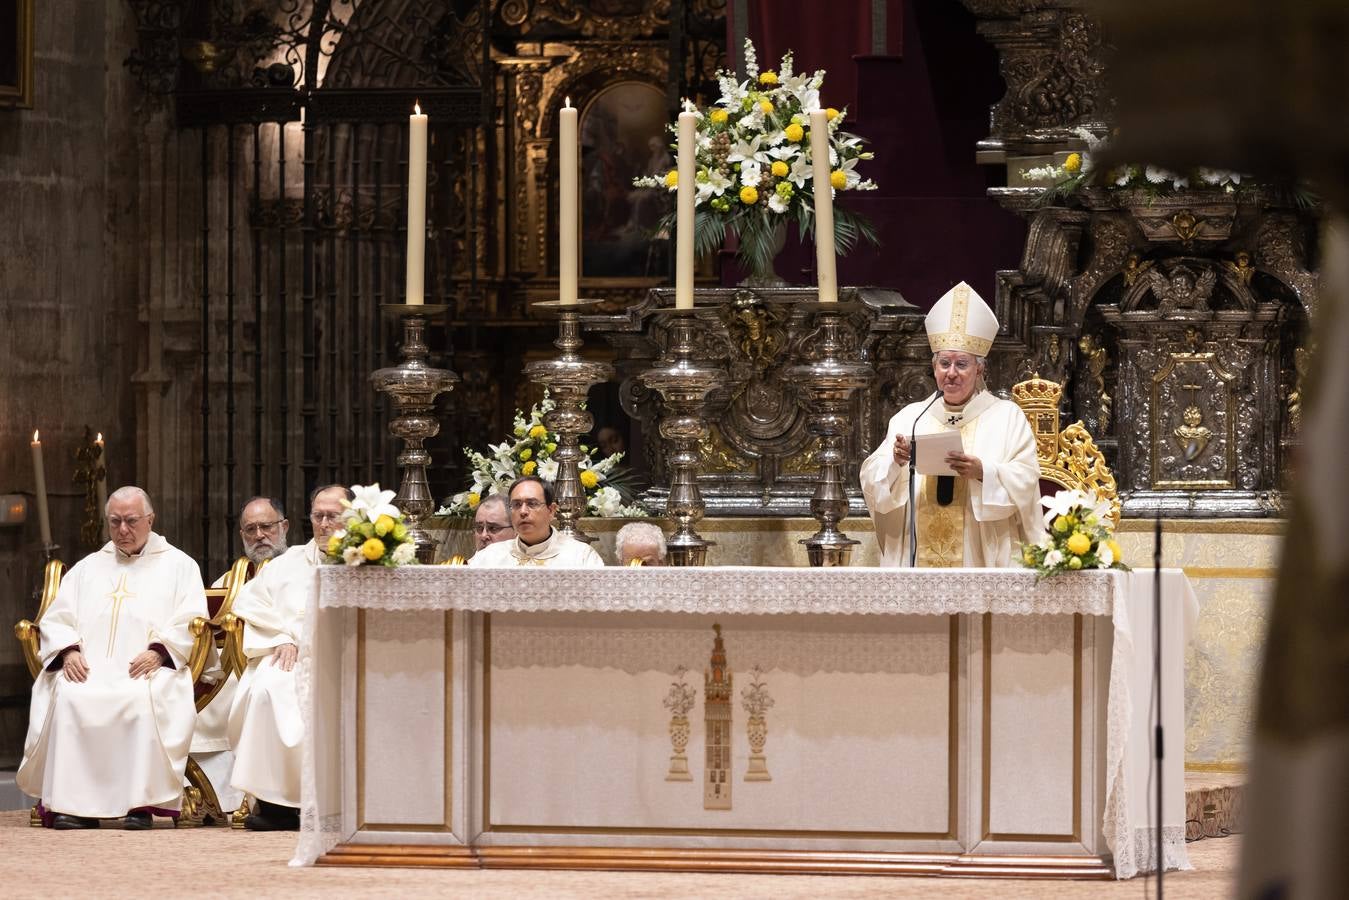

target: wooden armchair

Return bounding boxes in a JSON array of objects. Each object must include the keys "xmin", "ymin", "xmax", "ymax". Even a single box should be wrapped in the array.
[
  {"xmin": 13, "ymin": 559, "xmax": 214, "ymax": 827},
  {"xmin": 1011, "ymin": 374, "xmax": 1121, "ymax": 529}
]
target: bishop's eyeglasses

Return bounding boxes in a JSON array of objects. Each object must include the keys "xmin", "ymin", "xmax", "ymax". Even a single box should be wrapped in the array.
[{"xmin": 242, "ymin": 519, "xmax": 285, "ymax": 537}]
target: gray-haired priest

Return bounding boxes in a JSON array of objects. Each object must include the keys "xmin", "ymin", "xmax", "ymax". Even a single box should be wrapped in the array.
[
  {"xmin": 860, "ymin": 282, "xmax": 1043, "ymax": 567},
  {"xmin": 469, "ymin": 476, "xmax": 605, "ymax": 567},
  {"xmin": 17, "ymin": 486, "xmax": 208, "ymax": 829}
]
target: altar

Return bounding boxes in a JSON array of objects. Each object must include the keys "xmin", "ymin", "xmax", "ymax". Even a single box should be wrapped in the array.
[{"xmin": 293, "ymin": 567, "xmax": 1195, "ymax": 880}]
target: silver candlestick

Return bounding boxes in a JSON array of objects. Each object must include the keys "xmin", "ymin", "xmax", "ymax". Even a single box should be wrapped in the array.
[
  {"xmin": 788, "ymin": 300, "xmax": 874, "ymax": 566},
  {"xmin": 524, "ymin": 300, "xmax": 614, "ymax": 543},
  {"xmin": 371, "ymin": 304, "xmax": 459, "ymax": 562},
  {"xmin": 640, "ymin": 309, "xmax": 726, "ymax": 566}
]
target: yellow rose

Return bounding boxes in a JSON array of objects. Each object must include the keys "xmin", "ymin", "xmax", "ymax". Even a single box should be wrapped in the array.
[
  {"xmin": 1066, "ymin": 532, "xmax": 1092, "ymax": 556},
  {"xmin": 1064, "ymin": 152, "xmax": 1082, "ymax": 173},
  {"xmin": 545, "ymin": 441, "xmax": 557, "ymax": 453},
  {"xmin": 739, "ymin": 185, "xmax": 759, "ymax": 205},
  {"xmin": 664, "ymin": 169, "xmax": 678, "ymax": 188},
  {"xmin": 529, "ymin": 424, "xmax": 547, "ymax": 440},
  {"xmin": 784, "ymin": 123, "xmax": 804, "ymax": 142},
  {"xmin": 467, "ymin": 492, "xmax": 481, "ymax": 509},
  {"xmin": 830, "ymin": 170, "xmax": 847, "ymax": 190},
  {"xmin": 771, "ymin": 160, "xmax": 789, "ymax": 177},
  {"xmin": 758, "ymin": 71, "xmax": 778, "ymax": 85},
  {"xmin": 825, "ymin": 107, "xmax": 840, "ymax": 121},
  {"xmin": 519, "ymin": 448, "xmax": 532, "ymax": 461},
  {"xmin": 360, "ymin": 537, "xmax": 385, "ymax": 561},
  {"xmin": 1107, "ymin": 539, "xmax": 1123, "ymax": 563},
  {"xmin": 580, "ymin": 469, "xmax": 600, "ymax": 489},
  {"xmin": 710, "ymin": 108, "xmax": 729, "ymax": 124},
  {"xmin": 522, "ymin": 460, "xmax": 537, "ymax": 476},
  {"xmin": 326, "ymin": 535, "xmax": 343, "ymax": 555},
  {"xmin": 1067, "ymin": 556, "xmax": 1083, "ymax": 570},
  {"xmin": 759, "ymin": 99, "xmax": 774, "ymax": 114},
  {"xmin": 392, "ymin": 523, "xmax": 408, "ymax": 541},
  {"xmin": 1053, "ymin": 516, "xmax": 1069, "ymax": 533},
  {"xmin": 374, "ymin": 514, "xmax": 395, "ymax": 537}
]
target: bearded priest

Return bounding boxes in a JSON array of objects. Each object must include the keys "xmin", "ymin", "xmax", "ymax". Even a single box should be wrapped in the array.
[
  {"xmin": 227, "ymin": 483, "xmax": 352, "ymax": 830},
  {"xmin": 468, "ymin": 476, "xmax": 605, "ymax": 567},
  {"xmin": 861, "ymin": 282, "xmax": 1044, "ymax": 567},
  {"xmin": 18, "ymin": 486, "xmax": 208, "ymax": 829}
]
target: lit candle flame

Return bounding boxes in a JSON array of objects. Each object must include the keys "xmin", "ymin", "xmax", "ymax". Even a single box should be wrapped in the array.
[
  {"xmin": 32, "ymin": 430, "xmax": 39, "ymax": 443},
  {"xmin": 414, "ymin": 101, "xmax": 422, "ymax": 115},
  {"xmin": 96, "ymin": 432, "xmax": 104, "ymax": 444},
  {"xmin": 565, "ymin": 96, "xmax": 571, "ymax": 108}
]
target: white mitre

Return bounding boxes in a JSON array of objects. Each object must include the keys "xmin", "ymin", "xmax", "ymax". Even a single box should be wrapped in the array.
[{"xmin": 925, "ymin": 281, "xmax": 999, "ymax": 356}]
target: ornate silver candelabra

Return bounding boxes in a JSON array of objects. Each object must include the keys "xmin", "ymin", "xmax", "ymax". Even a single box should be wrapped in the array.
[
  {"xmin": 788, "ymin": 300, "xmax": 875, "ymax": 566},
  {"xmin": 524, "ymin": 300, "xmax": 614, "ymax": 543},
  {"xmin": 640, "ymin": 309, "xmax": 726, "ymax": 566},
  {"xmin": 371, "ymin": 304, "xmax": 459, "ymax": 562}
]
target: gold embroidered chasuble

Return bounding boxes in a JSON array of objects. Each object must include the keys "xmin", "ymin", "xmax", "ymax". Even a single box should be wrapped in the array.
[{"xmin": 861, "ymin": 390, "xmax": 1045, "ymax": 568}]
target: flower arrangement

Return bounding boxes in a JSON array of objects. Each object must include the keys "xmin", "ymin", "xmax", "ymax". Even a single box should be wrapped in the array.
[
  {"xmin": 1019, "ymin": 488, "xmax": 1128, "ymax": 579},
  {"xmin": 437, "ymin": 393, "xmax": 646, "ymax": 518},
  {"xmin": 323, "ymin": 483, "xmax": 419, "ymax": 567},
  {"xmin": 1021, "ymin": 127, "xmax": 1249, "ymax": 204},
  {"xmin": 631, "ymin": 39, "xmax": 879, "ymax": 283}
]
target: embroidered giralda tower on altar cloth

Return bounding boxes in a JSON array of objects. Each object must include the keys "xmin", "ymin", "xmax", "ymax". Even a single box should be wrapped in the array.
[{"xmin": 704, "ymin": 624, "xmax": 732, "ymax": 809}]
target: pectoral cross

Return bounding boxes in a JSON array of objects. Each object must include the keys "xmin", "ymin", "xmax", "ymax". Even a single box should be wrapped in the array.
[
  {"xmin": 944, "ymin": 413, "xmax": 963, "ymax": 427},
  {"xmin": 106, "ymin": 573, "xmax": 136, "ymax": 656}
]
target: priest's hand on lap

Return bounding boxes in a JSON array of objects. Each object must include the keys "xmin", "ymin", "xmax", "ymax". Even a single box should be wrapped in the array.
[
  {"xmin": 272, "ymin": 642, "xmax": 299, "ymax": 672},
  {"xmin": 946, "ymin": 452, "xmax": 983, "ymax": 482},
  {"xmin": 61, "ymin": 649, "xmax": 90, "ymax": 683},
  {"xmin": 128, "ymin": 649, "xmax": 163, "ymax": 679},
  {"xmin": 892, "ymin": 434, "xmax": 911, "ymax": 466}
]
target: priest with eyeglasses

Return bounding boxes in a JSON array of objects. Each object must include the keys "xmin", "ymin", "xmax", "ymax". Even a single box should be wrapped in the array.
[
  {"xmin": 471, "ymin": 494, "xmax": 516, "ymax": 555},
  {"xmin": 861, "ymin": 282, "xmax": 1044, "ymax": 568},
  {"xmin": 17, "ymin": 486, "xmax": 208, "ymax": 829},
  {"xmin": 468, "ymin": 476, "xmax": 605, "ymax": 567}
]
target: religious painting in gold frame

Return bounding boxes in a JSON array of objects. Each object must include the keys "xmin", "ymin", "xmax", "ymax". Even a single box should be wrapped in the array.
[
  {"xmin": 0, "ymin": 0, "xmax": 34, "ymax": 109},
  {"xmin": 579, "ymin": 81, "xmax": 671, "ymax": 280}
]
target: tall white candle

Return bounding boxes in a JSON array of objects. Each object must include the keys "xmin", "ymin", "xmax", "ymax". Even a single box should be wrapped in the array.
[
  {"xmin": 406, "ymin": 103, "xmax": 428, "ymax": 305},
  {"xmin": 31, "ymin": 430, "xmax": 51, "ymax": 546},
  {"xmin": 809, "ymin": 111, "xmax": 838, "ymax": 303},
  {"xmin": 95, "ymin": 432, "xmax": 109, "ymax": 541},
  {"xmin": 559, "ymin": 99, "xmax": 579, "ymax": 304},
  {"xmin": 675, "ymin": 110, "xmax": 698, "ymax": 310}
]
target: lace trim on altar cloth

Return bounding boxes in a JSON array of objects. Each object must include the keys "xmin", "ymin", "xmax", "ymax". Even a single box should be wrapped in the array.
[
  {"xmin": 1112, "ymin": 826, "xmax": 1193, "ymax": 880},
  {"xmin": 291, "ymin": 590, "xmax": 341, "ymax": 867},
  {"xmin": 317, "ymin": 566, "xmax": 1119, "ymax": 616}
]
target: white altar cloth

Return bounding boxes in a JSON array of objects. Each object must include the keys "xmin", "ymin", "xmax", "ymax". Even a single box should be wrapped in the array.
[{"xmin": 294, "ymin": 566, "xmax": 1195, "ymax": 879}]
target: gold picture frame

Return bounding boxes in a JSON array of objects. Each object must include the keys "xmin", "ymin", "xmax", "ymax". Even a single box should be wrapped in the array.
[{"xmin": 1, "ymin": 0, "xmax": 35, "ymax": 109}]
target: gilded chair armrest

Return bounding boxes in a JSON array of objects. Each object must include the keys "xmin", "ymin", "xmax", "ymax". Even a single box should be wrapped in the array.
[
  {"xmin": 187, "ymin": 616, "xmax": 213, "ymax": 683},
  {"xmin": 211, "ymin": 557, "xmax": 254, "ymax": 625},
  {"xmin": 220, "ymin": 613, "xmax": 248, "ymax": 678},
  {"xmin": 14, "ymin": 620, "xmax": 41, "ymax": 680}
]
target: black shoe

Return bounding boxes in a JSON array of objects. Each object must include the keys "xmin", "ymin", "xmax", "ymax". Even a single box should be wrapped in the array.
[
  {"xmin": 123, "ymin": 811, "xmax": 153, "ymax": 830},
  {"xmin": 244, "ymin": 799, "xmax": 299, "ymax": 832},
  {"xmin": 51, "ymin": 813, "xmax": 99, "ymax": 830}
]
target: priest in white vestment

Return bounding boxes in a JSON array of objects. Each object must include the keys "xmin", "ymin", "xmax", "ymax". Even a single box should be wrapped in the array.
[
  {"xmin": 18, "ymin": 486, "xmax": 207, "ymax": 829},
  {"xmin": 228, "ymin": 484, "xmax": 350, "ymax": 830},
  {"xmin": 469, "ymin": 476, "xmax": 606, "ymax": 567},
  {"xmin": 193, "ymin": 496, "xmax": 290, "ymax": 816},
  {"xmin": 861, "ymin": 282, "xmax": 1044, "ymax": 567}
]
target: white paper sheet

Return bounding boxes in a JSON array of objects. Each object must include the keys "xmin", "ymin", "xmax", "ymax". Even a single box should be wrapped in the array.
[{"xmin": 913, "ymin": 430, "xmax": 964, "ymax": 476}]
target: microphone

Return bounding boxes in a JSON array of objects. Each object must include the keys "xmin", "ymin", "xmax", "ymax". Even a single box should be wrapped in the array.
[{"xmin": 907, "ymin": 392, "xmax": 942, "ymax": 567}]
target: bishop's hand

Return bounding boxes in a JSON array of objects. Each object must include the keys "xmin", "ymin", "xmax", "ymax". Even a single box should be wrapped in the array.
[
  {"xmin": 946, "ymin": 451, "xmax": 984, "ymax": 482},
  {"xmin": 128, "ymin": 649, "xmax": 163, "ymax": 679},
  {"xmin": 272, "ymin": 642, "xmax": 299, "ymax": 672},
  {"xmin": 892, "ymin": 434, "xmax": 911, "ymax": 466},
  {"xmin": 61, "ymin": 649, "xmax": 90, "ymax": 683}
]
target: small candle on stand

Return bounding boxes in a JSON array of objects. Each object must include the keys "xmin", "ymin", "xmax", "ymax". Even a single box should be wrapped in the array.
[
  {"xmin": 30, "ymin": 430, "xmax": 51, "ymax": 547},
  {"xmin": 808, "ymin": 110, "xmax": 838, "ymax": 303},
  {"xmin": 675, "ymin": 109, "xmax": 698, "ymax": 310},
  {"xmin": 95, "ymin": 432, "xmax": 109, "ymax": 541},
  {"xmin": 405, "ymin": 102, "xmax": 428, "ymax": 306},
  {"xmin": 559, "ymin": 98, "xmax": 579, "ymax": 304}
]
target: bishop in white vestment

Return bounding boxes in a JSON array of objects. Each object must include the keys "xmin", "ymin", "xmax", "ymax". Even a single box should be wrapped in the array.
[
  {"xmin": 227, "ymin": 484, "xmax": 349, "ymax": 829},
  {"xmin": 861, "ymin": 283, "xmax": 1044, "ymax": 567},
  {"xmin": 18, "ymin": 488, "xmax": 206, "ymax": 827},
  {"xmin": 469, "ymin": 476, "xmax": 606, "ymax": 567}
]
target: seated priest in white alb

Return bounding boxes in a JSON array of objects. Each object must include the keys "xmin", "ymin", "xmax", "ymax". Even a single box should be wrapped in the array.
[
  {"xmin": 469, "ymin": 476, "xmax": 605, "ymax": 567},
  {"xmin": 860, "ymin": 282, "xmax": 1043, "ymax": 567},
  {"xmin": 228, "ymin": 483, "xmax": 351, "ymax": 831},
  {"xmin": 616, "ymin": 521, "xmax": 667, "ymax": 566},
  {"xmin": 17, "ymin": 486, "xmax": 207, "ymax": 830},
  {"xmin": 193, "ymin": 496, "xmax": 290, "ymax": 815},
  {"xmin": 471, "ymin": 494, "xmax": 516, "ymax": 555}
]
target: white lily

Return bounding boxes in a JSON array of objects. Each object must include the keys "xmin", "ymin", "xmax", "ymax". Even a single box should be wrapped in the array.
[
  {"xmin": 739, "ymin": 159, "xmax": 762, "ymax": 186},
  {"xmin": 349, "ymin": 483, "xmax": 400, "ymax": 522},
  {"xmin": 696, "ymin": 168, "xmax": 732, "ymax": 204},
  {"xmin": 766, "ymin": 143, "xmax": 799, "ymax": 162},
  {"xmin": 1041, "ymin": 489, "xmax": 1090, "ymax": 527},
  {"xmin": 728, "ymin": 134, "xmax": 768, "ymax": 167},
  {"xmin": 788, "ymin": 155, "xmax": 813, "ymax": 188}
]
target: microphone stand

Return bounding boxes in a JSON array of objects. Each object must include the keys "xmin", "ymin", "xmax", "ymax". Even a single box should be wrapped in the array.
[
  {"xmin": 1153, "ymin": 511, "xmax": 1165, "ymax": 896},
  {"xmin": 907, "ymin": 393, "xmax": 941, "ymax": 567}
]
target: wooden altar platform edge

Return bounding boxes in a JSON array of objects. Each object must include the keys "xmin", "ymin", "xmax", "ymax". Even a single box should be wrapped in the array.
[{"xmin": 315, "ymin": 844, "xmax": 1114, "ymax": 878}]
